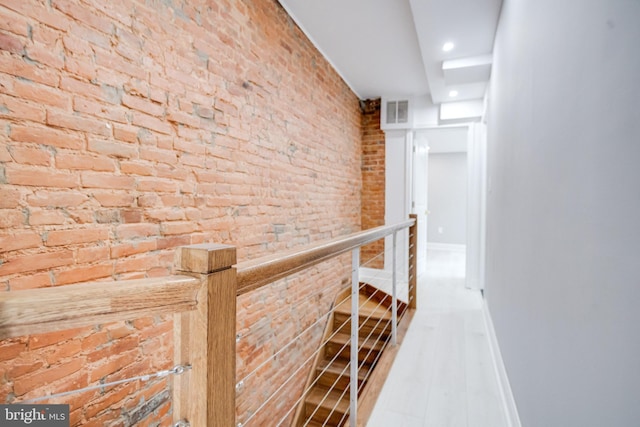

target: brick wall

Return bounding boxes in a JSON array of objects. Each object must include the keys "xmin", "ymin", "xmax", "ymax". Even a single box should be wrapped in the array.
[
  {"xmin": 0, "ymin": 0, "xmax": 362, "ymax": 424},
  {"xmin": 361, "ymin": 99, "xmax": 385, "ymax": 268}
]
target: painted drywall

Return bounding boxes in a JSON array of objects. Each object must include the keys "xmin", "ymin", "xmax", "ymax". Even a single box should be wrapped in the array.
[
  {"xmin": 485, "ymin": 0, "xmax": 640, "ymax": 426},
  {"xmin": 427, "ymin": 153, "xmax": 467, "ymax": 245}
]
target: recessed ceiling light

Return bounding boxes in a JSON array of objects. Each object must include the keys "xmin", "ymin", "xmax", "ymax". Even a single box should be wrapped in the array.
[
  {"xmin": 449, "ymin": 90, "xmax": 459, "ymax": 97},
  {"xmin": 442, "ymin": 42, "xmax": 455, "ymax": 52}
]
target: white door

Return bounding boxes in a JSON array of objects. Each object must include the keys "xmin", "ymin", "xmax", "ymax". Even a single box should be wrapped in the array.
[{"xmin": 412, "ymin": 132, "xmax": 429, "ymax": 276}]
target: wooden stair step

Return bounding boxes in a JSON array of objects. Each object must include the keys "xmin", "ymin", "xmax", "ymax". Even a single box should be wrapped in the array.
[
  {"xmin": 334, "ymin": 294, "xmax": 392, "ymax": 320},
  {"xmin": 316, "ymin": 358, "xmax": 369, "ymax": 389},
  {"xmin": 328, "ymin": 332, "xmax": 386, "ymax": 352},
  {"xmin": 325, "ymin": 332, "xmax": 386, "ymax": 365},
  {"xmin": 304, "ymin": 386, "xmax": 350, "ymax": 425},
  {"xmin": 333, "ymin": 312, "xmax": 393, "ymax": 339}
]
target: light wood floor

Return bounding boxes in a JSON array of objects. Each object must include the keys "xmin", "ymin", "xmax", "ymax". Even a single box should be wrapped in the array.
[{"xmin": 367, "ymin": 249, "xmax": 508, "ymax": 427}]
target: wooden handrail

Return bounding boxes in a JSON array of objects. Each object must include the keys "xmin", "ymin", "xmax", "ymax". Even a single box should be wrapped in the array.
[
  {"xmin": 0, "ymin": 275, "xmax": 200, "ymax": 340},
  {"xmin": 236, "ymin": 218, "xmax": 415, "ymax": 295}
]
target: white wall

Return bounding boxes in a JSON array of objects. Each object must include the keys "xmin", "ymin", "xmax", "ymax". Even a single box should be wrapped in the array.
[
  {"xmin": 427, "ymin": 153, "xmax": 467, "ymax": 245},
  {"xmin": 384, "ymin": 130, "xmax": 409, "ymax": 280},
  {"xmin": 486, "ymin": 0, "xmax": 640, "ymax": 426}
]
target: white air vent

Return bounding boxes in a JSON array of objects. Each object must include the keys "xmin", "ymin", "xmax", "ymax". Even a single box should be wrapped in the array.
[{"xmin": 381, "ymin": 97, "xmax": 413, "ymax": 130}]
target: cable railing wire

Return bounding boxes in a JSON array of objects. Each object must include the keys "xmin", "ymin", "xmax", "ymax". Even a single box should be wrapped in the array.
[
  {"xmin": 301, "ymin": 283, "xmax": 399, "ymax": 426},
  {"xmin": 238, "ymin": 283, "xmax": 370, "ymax": 426},
  {"xmin": 236, "ymin": 293, "xmax": 354, "ymax": 388},
  {"xmin": 238, "ymin": 279, "xmax": 367, "ymax": 385},
  {"xmin": 238, "ymin": 239, "xmax": 415, "ymax": 426}
]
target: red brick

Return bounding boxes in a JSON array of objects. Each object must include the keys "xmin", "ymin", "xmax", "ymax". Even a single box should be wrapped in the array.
[
  {"xmin": 0, "ymin": 187, "xmax": 22, "ymax": 208},
  {"xmin": 0, "ymin": 142, "xmax": 11, "ymax": 162},
  {"xmin": 54, "ymin": 262, "xmax": 113, "ymax": 285},
  {"xmin": 28, "ymin": 209, "xmax": 69, "ymax": 226},
  {"xmin": 120, "ymin": 160, "xmax": 154, "ymax": 176},
  {"xmin": 122, "ymin": 93, "xmax": 164, "ymax": 117},
  {"xmin": 160, "ymin": 221, "xmax": 198, "ymax": 236},
  {"xmin": 114, "ymin": 253, "xmax": 162, "ymax": 274},
  {"xmin": 87, "ymin": 138, "xmax": 137, "ymax": 159},
  {"xmin": 0, "ymin": 339, "xmax": 27, "ymax": 362},
  {"xmin": 88, "ymin": 350, "xmax": 137, "ymax": 383},
  {"xmin": 92, "ymin": 191, "xmax": 135, "ymax": 207},
  {"xmin": 136, "ymin": 177, "xmax": 177, "ymax": 193},
  {"xmin": 73, "ymin": 97, "xmax": 128, "ymax": 123},
  {"xmin": 46, "ymin": 109, "xmax": 111, "ymax": 137},
  {"xmin": 53, "ymin": 0, "xmax": 114, "ymax": 33},
  {"xmin": 59, "ymin": 75, "xmax": 102, "ymax": 100},
  {"xmin": 85, "ymin": 335, "xmax": 139, "ymax": 364},
  {"xmin": 7, "ymin": 359, "xmax": 45, "ymax": 380},
  {"xmin": 0, "ymin": 6, "xmax": 31, "ymax": 38},
  {"xmin": 139, "ymin": 147, "xmax": 177, "ymax": 165},
  {"xmin": 131, "ymin": 111, "xmax": 173, "ymax": 135},
  {"xmin": 5, "ymin": 165, "xmax": 78, "ymax": 188},
  {"xmin": 69, "ymin": 20, "xmax": 111, "ymax": 49},
  {"xmin": 95, "ymin": 49, "xmax": 146, "ymax": 80},
  {"xmin": 56, "ymin": 152, "xmax": 116, "ymax": 172},
  {"xmin": 14, "ymin": 358, "xmax": 84, "ymax": 396},
  {"xmin": 156, "ymin": 235, "xmax": 189, "ymax": 250},
  {"xmin": 0, "ymin": 93, "xmax": 46, "ymax": 123},
  {"xmin": 0, "ymin": 208, "xmax": 26, "ymax": 228},
  {"xmin": 112, "ymin": 124, "xmax": 139, "ymax": 144},
  {"xmin": 8, "ymin": 144, "xmax": 52, "ymax": 166},
  {"xmin": 45, "ymin": 228, "xmax": 109, "ymax": 246},
  {"xmin": 115, "ymin": 224, "xmax": 160, "ymax": 240},
  {"xmin": 0, "ymin": 54, "xmax": 59, "ymax": 87},
  {"xmin": 0, "ymin": 231, "xmax": 42, "ymax": 253},
  {"xmin": 62, "ymin": 34, "xmax": 94, "ymax": 57},
  {"xmin": 64, "ymin": 55, "xmax": 98, "ymax": 81},
  {"xmin": 28, "ymin": 327, "xmax": 88, "ymax": 350},
  {"xmin": 81, "ymin": 171, "xmax": 135, "ymax": 189},
  {"xmin": 0, "ymin": 249, "xmax": 74, "ymax": 275},
  {"xmin": 44, "ymin": 338, "xmax": 82, "ymax": 364},
  {"xmin": 0, "ymin": 32, "xmax": 24, "ymax": 54},
  {"xmin": 27, "ymin": 190, "xmax": 89, "ymax": 208},
  {"xmin": 77, "ymin": 246, "xmax": 110, "ymax": 263},
  {"xmin": 24, "ymin": 42, "xmax": 65, "ymax": 69},
  {"xmin": 10, "ymin": 124, "xmax": 85, "ymax": 150},
  {"xmin": 8, "ymin": 271, "xmax": 53, "ymax": 290}
]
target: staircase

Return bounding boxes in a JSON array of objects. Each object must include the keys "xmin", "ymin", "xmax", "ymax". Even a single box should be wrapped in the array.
[{"xmin": 292, "ymin": 283, "xmax": 407, "ymax": 426}]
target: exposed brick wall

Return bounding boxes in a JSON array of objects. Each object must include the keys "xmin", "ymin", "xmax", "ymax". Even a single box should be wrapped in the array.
[
  {"xmin": 361, "ymin": 98, "xmax": 385, "ymax": 268},
  {"xmin": 0, "ymin": 0, "xmax": 362, "ymax": 424}
]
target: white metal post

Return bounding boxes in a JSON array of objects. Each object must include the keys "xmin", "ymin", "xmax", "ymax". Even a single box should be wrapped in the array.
[
  {"xmin": 350, "ymin": 249, "xmax": 359, "ymax": 427},
  {"xmin": 392, "ymin": 231, "xmax": 398, "ymax": 346}
]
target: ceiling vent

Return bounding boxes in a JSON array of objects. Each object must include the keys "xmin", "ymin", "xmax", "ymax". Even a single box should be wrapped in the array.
[{"xmin": 381, "ymin": 97, "xmax": 413, "ymax": 130}]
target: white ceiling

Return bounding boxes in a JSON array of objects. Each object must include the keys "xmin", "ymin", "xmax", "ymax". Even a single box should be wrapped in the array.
[{"xmin": 278, "ymin": 0, "xmax": 503, "ymax": 106}]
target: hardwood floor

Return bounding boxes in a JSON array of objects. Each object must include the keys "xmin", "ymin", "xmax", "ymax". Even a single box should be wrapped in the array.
[{"xmin": 367, "ymin": 248, "xmax": 508, "ymax": 427}]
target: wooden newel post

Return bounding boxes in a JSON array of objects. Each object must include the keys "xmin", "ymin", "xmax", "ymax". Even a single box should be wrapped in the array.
[
  {"xmin": 173, "ymin": 244, "xmax": 237, "ymax": 426},
  {"xmin": 408, "ymin": 214, "xmax": 418, "ymax": 310}
]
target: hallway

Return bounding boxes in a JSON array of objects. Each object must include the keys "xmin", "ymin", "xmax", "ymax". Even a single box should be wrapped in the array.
[{"xmin": 368, "ymin": 249, "xmax": 507, "ymax": 427}]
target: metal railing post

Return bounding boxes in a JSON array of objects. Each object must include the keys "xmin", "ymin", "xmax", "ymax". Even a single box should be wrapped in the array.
[
  {"xmin": 350, "ymin": 248, "xmax": 360, "ymax": 427},
  {"xmin": 391, "ymin": 231, "xmax": 398, "ymax": 346}
]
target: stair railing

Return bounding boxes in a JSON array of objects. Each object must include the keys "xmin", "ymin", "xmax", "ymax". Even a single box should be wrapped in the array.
[
  {"xmin": 234, "ymin": 214, "xmax": 417, "ymax": 426},
  {"xmin": 0, "ymin": 215, "xmax": 417, "ymax": 426}
]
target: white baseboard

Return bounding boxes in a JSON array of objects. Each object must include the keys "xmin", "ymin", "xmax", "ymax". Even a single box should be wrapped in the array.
[
  {"xmin": 427, "ymin": 242, "xmax": 466, "ymax": 252},
  {"xmin": 482, "ymin": 300, "xmax": 522, "ymax": 427}
]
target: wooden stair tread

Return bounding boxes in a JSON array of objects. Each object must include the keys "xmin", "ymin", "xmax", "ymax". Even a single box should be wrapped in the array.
[
  {"xmin": 305, "ymin": 387, "xmax": 350, "ymax": 413},
  {"xmin": 317, "ymin": 358, "xmax": 369, "ymax": 380},
  {"xmin": 334, "ymin": 294, "xmax": 392, "ymax": 320},
  {"xmin": 328, "ymin": 332, "xmax": 386, "ymax": 351}
]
